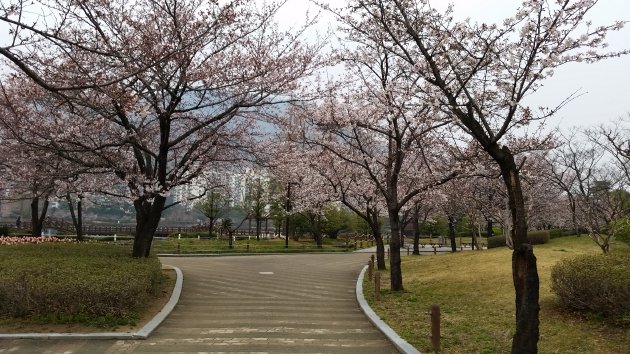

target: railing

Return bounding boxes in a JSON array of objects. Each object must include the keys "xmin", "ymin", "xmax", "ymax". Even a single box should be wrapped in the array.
[{"xmin": 1, "ymin": 217, "xmax": 275, "ymax": 237}]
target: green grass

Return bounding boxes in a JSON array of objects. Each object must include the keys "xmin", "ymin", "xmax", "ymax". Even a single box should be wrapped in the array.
[
  {"xmin": 0, "ymin": 242, "xmax": 164, "ymax": 329},
  {"xmin": 364, "ymin": 236, "xmax": 630, "ymax": 353},
  {"xmin": 152, "ymin": 236, "xmax": 366, "ymax": 254}
]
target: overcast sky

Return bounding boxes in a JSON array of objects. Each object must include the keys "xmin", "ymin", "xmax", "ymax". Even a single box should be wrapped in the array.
[
  {"xmin": 1, "ymin": 0, "xmax": 627, "ymax": 131},
  {"xmin": 276, "ymin": 0, "xmax": 630, "ymax": 131}
]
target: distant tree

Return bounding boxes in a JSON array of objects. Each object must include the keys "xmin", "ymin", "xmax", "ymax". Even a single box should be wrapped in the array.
[
  {"xmin": 196, "ymin": 191, "xmax": 229, "ymax": 238},
  {"xmin": 321, "ymin": 205, "xmax": 351, "ymax": 239},
  {"xmin": 221, "ymin": 218, "xmax": 234, "ymax": 249}
]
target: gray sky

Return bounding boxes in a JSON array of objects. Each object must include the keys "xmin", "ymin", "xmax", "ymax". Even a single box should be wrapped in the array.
[
  {"xmin": 1, "ymin": 0, "xmax": 627, "ymax": 131},
  {"xmin": 277, "ymin": 0, "xmax": 630, "ymax": 131}
]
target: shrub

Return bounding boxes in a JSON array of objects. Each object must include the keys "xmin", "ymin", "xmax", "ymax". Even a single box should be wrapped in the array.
[
  {"xmin": 0, "ymin": 226, "xmax": 9, "ymax": 236},
  {"xmin": 611, "ymin": 218, "xmax": 630, "ymax": 244},
  {"xmin": 487, "ymin": 235, "xmax": 506, "ymax": 249},
  {"xmin": 527, "ymin": 230, "xmax": 550, "ymax": 244},
  {"xmin": 0, "ymin": 243, "xmax": 162, "ymax": 325},
  {"xmin": 548, "ymin": 228, "xmax": 565, "ymax": 239},
  {"xmin": 551, "ymin": 253, "xmax": 630, "ymax": 326}
]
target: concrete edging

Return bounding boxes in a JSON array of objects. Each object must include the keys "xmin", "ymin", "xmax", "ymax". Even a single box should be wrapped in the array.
[
  {"xmin": 355, "ymin": 265, "xmax": 421, "ymax": 354},
  {"xmin": 0, "ymin": 265, "xmax": 183, "ymax": 340}
]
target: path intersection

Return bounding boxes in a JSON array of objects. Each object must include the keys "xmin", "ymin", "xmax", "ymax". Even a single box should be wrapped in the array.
[{"xmin": 1, "ymin": 253, "xmax": 400, "ymax": 354}]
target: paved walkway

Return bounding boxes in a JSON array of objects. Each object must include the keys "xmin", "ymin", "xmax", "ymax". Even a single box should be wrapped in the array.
[{"xmin": 0, "ymin": 253, "xmax": 398, "ymax": 354}]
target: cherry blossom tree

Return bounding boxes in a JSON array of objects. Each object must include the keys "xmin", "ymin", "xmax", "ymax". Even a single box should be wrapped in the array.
[
  {"xmin": 281, "ymin": 93, "xmax": 454, "ymax": 287},
  {"xmin": 277, "ymin": 26, "xmax": 457, "ymax": 289},
  {"xmin": 591, "ymin": 114, "xmax": 630, "ymax": 185},
  {"xmin": 545, "ymin": 130, "xmax": 629, "ymax": 253},
  {"xmin": 336, "ymin": 0, "xmax": 628, "ymax": 351},
  {"xmin": 0, "ymin": 0, "xmax": 321, "ymax": 257},
  {"xmin": 0, "ymin": 124, "xmax": 84, "ymax": 237}
]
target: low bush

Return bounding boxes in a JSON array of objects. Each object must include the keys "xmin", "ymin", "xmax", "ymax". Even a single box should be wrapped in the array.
[
  {"xmin": 551, "ymin": 253, "xmax": 630, "ymax": 326},
  {"xmin": 0, "ymin": 226, "xmax": 9, "ymax": 236},
  {"xmin": 527, "ymin": 230, "xmax": 550, "ymax": 244},
  {"xmin": 548, "ymin": 228, "xmax": 565, "ymax": 239},
  {"xmin": 0, "ymin": 243, "xmax": 162, "ymax": 326},
  {"xmin": 612, "ymin": 219, "xmax": 630, "ymax": 244},
  {"xmin": 487, "ymin": 235, "xmax": 506, "ymax": 249},
  {"xmin": 167, "ymin": 231, "xmax": 215, "ymax": 238}
]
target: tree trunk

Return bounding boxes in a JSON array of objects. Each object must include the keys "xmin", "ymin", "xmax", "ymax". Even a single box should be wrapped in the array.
[
  {"xmin": 497, "ymin": 150, "xmax": 540, "ymax": 354},
  {"xmin": 208, "ymin": 217, "xmax": 215, "ymax": 238},
  {"xmin": 486, "ymin": 219, "xmax": 493, "ymax": 237},
  {"xmin": 30, "ymin": 196, "xmax": 49, "ymax": 237},
  {"xmin": 388, "ymin": 208, "xmax": 403, "ymax": 291},
  {"xmin": 568, "ymin": 195, "xmax": 579, "ymax": 235},
  {"xmin": 312, "ymin": 215, "xmax": 323, "ymax": 248},
  {"xmin": 132, "ymin": 195, "xmax": 166, "ymax": 258},
  {"xmin": 448, "ymin": 216, "xmax": 457, "ymax": 253},
  {"xmin": 66, "ymin": 193, "xmax": 84, "ymax": 241},
  {"xmin": 412, "ymin": 210, "xmax": 420, "ymax": 255},
  {"xmin": 256, "ymin": 217, "xmax": 262, "ymax": 241},
  {"xmin": 372, "ymin": 225, "xmax": 386, "ymax": 270}
]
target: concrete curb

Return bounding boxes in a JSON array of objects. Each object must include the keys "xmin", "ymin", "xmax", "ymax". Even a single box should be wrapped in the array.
[
  {"xmin": 356, "ymin": 265, "xmax": 421, "ymax": 354},
  {"xmin": 0, "ymin": 265, "xmax": 183, "ymax": 340}
]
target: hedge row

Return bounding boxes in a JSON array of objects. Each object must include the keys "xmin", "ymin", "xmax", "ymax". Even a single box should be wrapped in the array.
[
  {"xmin": 487, "ymin": 230, "xmax": 551, "ymax": 249},
  {"xmin": 487, "ymin": 235, "xmax": 506, "ymax": 249},
  {"xmin": 0, "ymin": 243, "xmax": 162, "ymax": 324},
  {"xmin": 167, "ymin": 231, "xmax": 216, "ymax": 238},
  {"xmin": 551, "ymin": 252, "xmax": 630, "ymax": 326}
]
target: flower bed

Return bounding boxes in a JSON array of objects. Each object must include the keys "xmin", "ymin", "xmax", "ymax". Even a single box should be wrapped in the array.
[{"xmin": 0, "ymin": 236, "xmax": 74, "ymax": 245}]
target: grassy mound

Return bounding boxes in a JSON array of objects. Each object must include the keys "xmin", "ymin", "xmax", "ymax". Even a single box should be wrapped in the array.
[
  {"xmin": 363, "ymin": 236, "xmax": 630, "ymax": 353},
  {"xmin": 0, "ymin": 242, "xmax": 163, "ymax": 328}
]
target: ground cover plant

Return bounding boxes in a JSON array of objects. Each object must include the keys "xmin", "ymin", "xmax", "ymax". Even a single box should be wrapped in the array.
[
  {"xmin": 363, "ymin": 236, "xmax": 630, "ymax": 353},
  {"xmin": 0, "ymin": 241, "xmax": 163, "ymax": 328}
]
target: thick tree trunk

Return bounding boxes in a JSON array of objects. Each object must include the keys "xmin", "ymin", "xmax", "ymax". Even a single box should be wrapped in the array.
[
  {"xmin": 132, "ymin": 196, "xmax": 166, "ymax": 258},
  {"xmin": 30, "ymin": 196, "xmax": 48, "ymax": 237},
  {"xmin": 388, "ymin": 209, "xmax": 403, "ymax": 291},
  {"xmin": 498, "ymin": 151, "xmax": 539, "ymax": 354},
  {"xmin": 448, "ymin": 216, "xmax": 457, "ymax": 253}
]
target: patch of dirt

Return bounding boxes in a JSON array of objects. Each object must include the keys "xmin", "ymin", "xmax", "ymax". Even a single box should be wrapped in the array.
[{"xmin": 0, "ymin": 268, "xmax": 176, "ymax": 334}]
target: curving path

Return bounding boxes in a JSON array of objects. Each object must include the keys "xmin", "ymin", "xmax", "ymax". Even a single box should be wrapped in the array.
[{"xmin": 1, "ymin": 253, "xmax": 399, "ymax": 354}]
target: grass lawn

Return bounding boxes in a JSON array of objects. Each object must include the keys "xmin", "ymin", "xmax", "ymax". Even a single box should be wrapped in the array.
[
  {"xmin": 152, "ymin": 236, "xmax": 365, "ymax": 254},
  {"xmin": 363, "ymin": 236, "xmax": 630, "ymax": 353}
]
